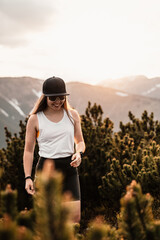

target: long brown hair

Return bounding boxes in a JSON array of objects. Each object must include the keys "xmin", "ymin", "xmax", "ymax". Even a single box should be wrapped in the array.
[{"xmin": 30, "ymin": 95, "xmax": 74, "ymax": 124}]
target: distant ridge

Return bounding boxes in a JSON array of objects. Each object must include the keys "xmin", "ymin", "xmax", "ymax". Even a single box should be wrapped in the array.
[
  {"xmin": 98, "ymin": 75, "xmax": 160, "ymax": 99},
  {"xmin": 1, "ymin": 76, "xmax": 160, "ymax": 148}
]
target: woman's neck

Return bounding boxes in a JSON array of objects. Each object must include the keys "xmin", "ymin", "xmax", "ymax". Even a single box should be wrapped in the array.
[{"xmin": 43, "ymin": 107, "xmax": 64, "ymax": 123}]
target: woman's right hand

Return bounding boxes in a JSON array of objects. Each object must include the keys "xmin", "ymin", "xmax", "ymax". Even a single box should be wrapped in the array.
[{"xmin": 25, "ymin": 179, "xmax": 35, "ymax": 195}]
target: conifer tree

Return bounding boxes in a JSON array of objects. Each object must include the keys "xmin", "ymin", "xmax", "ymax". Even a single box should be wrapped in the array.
[
  {"xmin": 119, "ymin": 110, "xmax": 160, "ymax": 147},
  {"xmin": 80, "ymin": 102, "xmax": 113, "ymax": 201},
  {"xmin": 2, "ymin": 163, "xmax": 160, "ymax": 240},
  {"xmin": 34, "ymin": 160, "xmax": 75, "ymax": 240},
  {"xmin": 0, "ymin": 119, "xmax": 39, "ymax": 210},
  {"xmin": 86, "ymin": 217, "xmax": 118, "ymax": 240},
  {"xmin": 119, "ymin": 180, "xmax": 160, "ymax": 240},
  {"xmin": 1, "ymin": 184, "xmax": 17, "ymax": 220},
  {"xmin": 0, "ymin": 185, "xmax": 33, "ymax": 240},
  {"xmin": 98, "ymin": 110, "xmax": 160, "ymax": 214},
  {"xmin": 2, "ymin": 103, "xmax": 160, "ymax": 230},
  {"xmin": 79, "ymin": 102, "xmax": 114, "ymax": 226}
]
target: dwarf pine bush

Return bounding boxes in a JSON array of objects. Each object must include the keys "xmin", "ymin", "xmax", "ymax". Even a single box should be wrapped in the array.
[
  {"xmin": 1, "ymin": 102, "xmax": 160, "ymax": 227},
  {"xmin": 1, "ymin": 168, "xmax": 160, "ymax": 239}
]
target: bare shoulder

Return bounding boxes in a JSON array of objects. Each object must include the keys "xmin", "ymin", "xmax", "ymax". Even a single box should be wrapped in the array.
[
  {"xmin": 69, "ymin": 109, "xmax": 80, "ymax": 122},
  {"xmin": 27, "ymin": 114, "xmax": 38, "ymax": 130},
  {"xmin": 28, "ymin": 114, "xmax": 37, "ymax": 123}
]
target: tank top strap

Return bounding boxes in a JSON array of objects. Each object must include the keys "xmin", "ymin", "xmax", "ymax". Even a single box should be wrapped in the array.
[{"xmin": 64, "ymin": 109, "xmax": 74, "ymax": 125}]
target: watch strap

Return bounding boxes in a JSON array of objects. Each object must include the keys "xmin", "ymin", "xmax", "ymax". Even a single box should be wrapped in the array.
[{"xmin": 79, "ymin": 151, "xmax": 83, "ymax": 158}]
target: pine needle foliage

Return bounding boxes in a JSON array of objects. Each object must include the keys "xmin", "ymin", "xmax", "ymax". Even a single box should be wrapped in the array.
[
  {"xmin": 0, "ymin": 185, "xmax": 33, "ymax": 240},
  {"xmin": 119, "ymin": 180, "xmax": 160, "ymax": 240},
  {"xmin": 86, "ymin": 217, "xmax": 118, "ymax": 240},
  {"xmin": 79, "ymin": 102, "xmax": 114, "ymax": 202},
  {"xmin": 1, "ymin": 168, "xmax": 160, "ymax": 239},
  {"xmin": 0, "ymin": 119, "xmax": 39, "ymax": 210},
  {"xmin": 1, "ymin": 184, "xmax": 17, "ymax": 220},
  {"xmin": 1, "ymin": 102, "xmax": 160, "ymax": 229},
  {"xmin": 97, "ymin": 110, "xmax": 160, "ymax": 211},
  {"xmin": 34, "ymin": 160, "xmax": 75, "ymax": 240}
]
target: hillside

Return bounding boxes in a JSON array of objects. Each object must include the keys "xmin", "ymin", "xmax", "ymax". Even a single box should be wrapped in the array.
[
  {"xmin": 67, "ymin": 81, "xmax": 160, "ymax": 127},
  {"xmin": 0, "ymin": 77, "xmax": 42, "ymax": 148},
  {"xmin": 99, "ymin": 75, "xmax": 160, "ymax": 99},
  {"xmin": 1, "ymin": 77, "xmax": 160, "ymax": 148}
]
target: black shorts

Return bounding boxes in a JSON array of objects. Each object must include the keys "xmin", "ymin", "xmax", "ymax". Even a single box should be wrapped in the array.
[{"xmin": 36, "ymin": 155, "xmax": 81, "ymax": 200}]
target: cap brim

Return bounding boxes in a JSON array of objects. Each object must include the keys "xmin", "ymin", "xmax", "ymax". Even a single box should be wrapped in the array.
[{"xmin": 44, "ymin": 93, "xmax": 70, "ymax": 96}]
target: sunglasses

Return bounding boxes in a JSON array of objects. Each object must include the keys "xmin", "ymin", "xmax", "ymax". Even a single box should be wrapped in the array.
[{"xmin": 48, "ymin": 96, "xmax": 66, "ymax": 101}]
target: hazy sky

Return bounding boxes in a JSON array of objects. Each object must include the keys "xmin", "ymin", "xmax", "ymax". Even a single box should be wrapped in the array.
[{"xmin": 0, "ymin": 0, "xmax": 160, "ymax": 84}]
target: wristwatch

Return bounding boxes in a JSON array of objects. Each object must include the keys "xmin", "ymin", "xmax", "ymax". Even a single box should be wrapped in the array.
[{"xmin": 79, "ymin": 151, "xmax": 83, "ymax": 158}]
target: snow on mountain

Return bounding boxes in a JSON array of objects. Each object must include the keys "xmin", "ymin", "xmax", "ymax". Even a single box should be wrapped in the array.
[
  {"xmin": 6, "ymin": 98, "xmax": 26, "ymax": 117},
  {"xmin": 0, "ymin": 108, "xmax": 9, "ymax": 117},
  {"xmin": 116, "ymin": 92, "xmax": 128, "ymax": 97},
  {"xmin": 32, "ymin": 89, "xmax": 41, "ymax": 98},
  {"xmin": 143, "ymin": 84, "xmax": 160, "ymax": 96},
  {"xmin": 99, "ymin": 76, "xmax": 160, "ymax": 99},
  {"xmin": 143, "ymin": 87, "xmax": 156, "ymax": 95}
]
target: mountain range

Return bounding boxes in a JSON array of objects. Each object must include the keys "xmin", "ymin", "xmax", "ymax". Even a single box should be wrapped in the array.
[
  {"xmin": 1, "ymin": 76, "xmax": 160, "ymax": 148},
  {"xmin": 99, "ymin": 75, "xmax": 160, "ymax": 99}
]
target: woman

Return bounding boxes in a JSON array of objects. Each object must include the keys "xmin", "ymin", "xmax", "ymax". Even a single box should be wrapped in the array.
[{"xmin": 23, "ymin": 76, "xmax": 85, "ymax": 222}]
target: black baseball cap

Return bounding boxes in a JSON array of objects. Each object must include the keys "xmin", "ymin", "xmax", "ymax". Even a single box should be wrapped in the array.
[{"xmin": 42, "ymin": 76, "xmax": 69, "ymax": 96}]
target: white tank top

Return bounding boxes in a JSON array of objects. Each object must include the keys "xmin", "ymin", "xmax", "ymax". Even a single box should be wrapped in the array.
[{"xmin": 36, "ymin": 109, "xmax": 74, "ymax": 158}]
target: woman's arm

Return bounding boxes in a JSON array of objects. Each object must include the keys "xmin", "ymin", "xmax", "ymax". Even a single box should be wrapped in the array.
[
  {"xmin": 70, "ymin": 109, "xmax": 85, "ymax": 167},
  {"xmin": 23, "ymin": 114, "xmax": 38, "ymax": 194}
]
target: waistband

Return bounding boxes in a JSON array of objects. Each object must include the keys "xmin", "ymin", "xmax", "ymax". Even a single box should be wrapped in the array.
[{"xmin": 36, "ymin": 155, "xmax": 73, "ymax": 171}]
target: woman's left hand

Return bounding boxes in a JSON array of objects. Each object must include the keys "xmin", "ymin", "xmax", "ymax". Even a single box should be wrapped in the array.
[{"xmin": 70, "ymin": 153, "xmax": 82, "ymax": 167}]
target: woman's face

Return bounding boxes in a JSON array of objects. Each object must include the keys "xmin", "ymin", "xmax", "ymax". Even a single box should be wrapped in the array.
[{"xmin": 47, "ymin": 96, "xmax": 66, "ymax": 111}]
